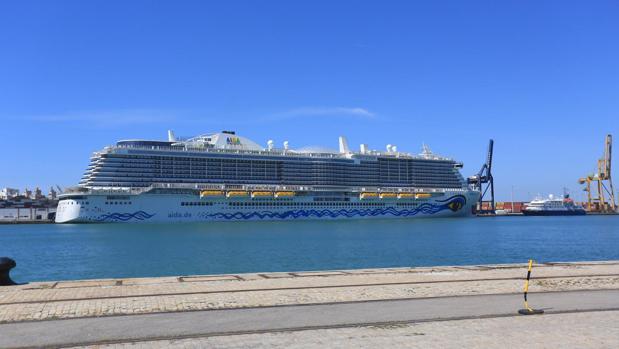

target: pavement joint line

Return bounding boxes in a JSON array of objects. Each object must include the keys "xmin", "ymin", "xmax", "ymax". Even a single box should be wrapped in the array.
[
  {"xmin": 2, "ymin": 273, "xmax": 617, "ymax": 306},
  {"xmin": 256, "ymin": 273, "xmax": 296, "ymax": 279},
  {"xmin": 178, "ymin": 275, "xmax": 242, "ymax": 282},
  {"xmin": 2, "ymin": 288, "xmax": 618, "ymax": 326},
  {"xmin": 19, "ymin": 307, "xmax": 619, "ymax": 349},
  {"xmin": 290, "ymin": 272, "xmax": 348, "ymax": 277}
]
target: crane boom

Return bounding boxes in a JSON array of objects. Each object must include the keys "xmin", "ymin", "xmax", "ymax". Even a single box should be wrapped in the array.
[
  {"xmin": 579, "ymin": 134, "xmax": 615, "ymax": 212},
  {"xmin": 467, "ymin": 139, "xmax": 495, "ymax": 214}
]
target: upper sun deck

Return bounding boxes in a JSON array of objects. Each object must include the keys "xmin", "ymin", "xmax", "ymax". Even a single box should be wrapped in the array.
[{"xmin": 111, "ymin": 130, "xmax": 456, "ymax": 162}]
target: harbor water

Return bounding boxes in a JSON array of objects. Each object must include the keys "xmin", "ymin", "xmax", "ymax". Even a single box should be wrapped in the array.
[{"xmin": 1, "ymin": 215, "xmax": 619, "ymax": 283}]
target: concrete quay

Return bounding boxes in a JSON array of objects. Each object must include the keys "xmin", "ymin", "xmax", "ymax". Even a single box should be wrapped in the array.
[{"xmin": 1, "ymin": 261, "xmax": 618, "ymax": 348}]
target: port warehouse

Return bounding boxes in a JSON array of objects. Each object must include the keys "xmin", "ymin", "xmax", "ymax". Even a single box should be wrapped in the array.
[
  {"xmin": 486, "ymin": 202, "xmax": 524, "ymax": 213},
  {"xmin": 0, "ymin": 207, "xmax": 56, "ymax": 222}
]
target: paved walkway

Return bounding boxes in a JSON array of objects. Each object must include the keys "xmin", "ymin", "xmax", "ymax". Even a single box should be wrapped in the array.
[
  {"xmin": 0, "ymin": 261, "xmax": 618, "ymax": 348},
  {"xmin": 70, "ymin": 311, "xmax": 619, "ymax": 349},
  {"xmin": 2, "ymin": 290, "xmax": 618, "ymax": 348},
  {"xmin": 1, "ymin": 261, "xmax": 618, "ymax": 323}
]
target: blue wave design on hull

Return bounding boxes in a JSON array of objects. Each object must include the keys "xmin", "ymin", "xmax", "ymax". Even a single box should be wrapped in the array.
[
  {"xmin": 93, "ymin": 195, "xmax": 466, "ymax": 222},
  {"xmin": 96, "ymin": 211, "xmax": 155, "ymax": 222},
  {"xmin": 205, "ymin": 195, "xmax": 467, "ymax": 220}
]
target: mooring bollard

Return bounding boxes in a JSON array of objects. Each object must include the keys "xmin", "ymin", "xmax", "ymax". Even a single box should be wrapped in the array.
[
  {"xmin": 0, "ymin": 257, "xmax": 18, "ymax": 286},
  {"xmin": 518, "ymin": 259, "xmax": 544, "ymax": 315}
]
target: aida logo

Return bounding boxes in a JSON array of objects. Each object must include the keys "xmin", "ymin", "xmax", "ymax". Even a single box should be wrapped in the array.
[{"xmin": 226, "ymin": 137, "xmax": 241, "ymax": 145}]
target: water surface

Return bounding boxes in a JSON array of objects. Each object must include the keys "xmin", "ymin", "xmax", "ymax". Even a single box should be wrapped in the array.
[{"xmin": 1, "ymin": 215, "xmax": 618, "ymax": 282}]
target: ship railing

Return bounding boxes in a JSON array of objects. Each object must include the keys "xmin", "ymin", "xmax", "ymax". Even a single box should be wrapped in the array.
[
  {"xmin": 114, "ymin": 143, "xmax": 454, "ymax": 161},
  {"xmin": 144, "ymin": 183, "xmax": 314, "ymax": 192},
  {"xmin": 72, "ymin": 183, "xmax": 468, "ymax": 196},
  {"xmin": 142, "ymin": 183, "xmax": 468, "ymax": 194}
]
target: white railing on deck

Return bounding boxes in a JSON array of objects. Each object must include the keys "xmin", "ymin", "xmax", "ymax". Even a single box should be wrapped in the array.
[{"xmin": 62, "ymin": 183, "xmax": 468, "ymax": 197}]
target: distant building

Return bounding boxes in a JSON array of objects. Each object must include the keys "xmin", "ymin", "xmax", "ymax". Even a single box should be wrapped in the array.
[
  {"xmin": 48, "ymin": 187, "xmax": 57, "ymax": 200},
  {"xmin": 34, "ymin": 187, "xmax": 44, "ymax": 200},
  {"xmin": 0, "ymin": 188, "xmax": 19, "ymax": 200}
]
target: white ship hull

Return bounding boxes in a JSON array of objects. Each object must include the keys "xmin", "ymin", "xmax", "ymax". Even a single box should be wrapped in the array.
[{"xmin": 56, "ymin": 191, "xmax": 480, "ymax": 223}]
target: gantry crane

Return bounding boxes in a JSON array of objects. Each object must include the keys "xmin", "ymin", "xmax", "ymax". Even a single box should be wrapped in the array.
[
  {"xmin": 578, "ymin": 134, "xmax": 616, "ymax": 213},
  {"xmin": 468, "ymin": 139, "xmax": 495, "ymax": 214}
]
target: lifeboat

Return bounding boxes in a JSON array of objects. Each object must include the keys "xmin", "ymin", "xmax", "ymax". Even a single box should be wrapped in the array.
[
  {"xmin": 226, "ymin": 191, "xmax": 249, "ymax": 198},
  {"xmin": 200, "ymin": 190, "xmax": 224, "ymax": 198},
  {"xmin": 415, "ymin": 193, "xmax": 432, "ymax": 199},
  {"xmin": 379, "ymin": 193, "xmax": 397, "ymax": 199},
  {"xmin": 360, "ymin": 192, "xmax": 379, "ymax": 200},
  {"xmin": 397, "ymin": 193, "xmax": 415, "ymax": 199},
  {"xmin": 275, "ymin": 191, "xmax": 295, "ymax": 198},
  {"xmin": 252, "ymin": 191, "xmax": 273, "ymax": 198}
]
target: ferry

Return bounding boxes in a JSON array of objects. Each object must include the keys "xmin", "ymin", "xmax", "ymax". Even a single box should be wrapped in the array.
[
  {"xmin": 522, "ymin": 194, "xmax": 586, "ymax": 216},
  {"xmin": 56, "ymin": 131, "xmax": 480, "ymax": 223}
]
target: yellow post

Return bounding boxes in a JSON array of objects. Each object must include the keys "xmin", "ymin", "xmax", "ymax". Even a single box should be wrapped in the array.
[
  {"xmin": 523, "ymin": 259, "xmax": 533, "ymax": 311},
  {"xmin": 518, "ymin": 259, "xmax": 544, "ymax": 315}
]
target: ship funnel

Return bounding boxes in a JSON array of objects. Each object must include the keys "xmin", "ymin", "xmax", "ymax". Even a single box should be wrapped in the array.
[
  {"xmin": 360, "ymin": 144, "xmax": 368, "ymax": 154},
  {"xmin": 267, "ymin": 140, "xmax": 274, "ymax": 151},
  {"xmin": 386, "ymin": 144, "xmax": 392, "ymax": 152},
  {"xmin": 339, "ymin": 136, "xmax": 350, "ymax": 154},
  {"xmin": 167, "ymin": 130, "xmax": 176, "ymax": 142},
  {"xmin": 283, "ymin": 141, "xmax": 289, "ymax": 150}
]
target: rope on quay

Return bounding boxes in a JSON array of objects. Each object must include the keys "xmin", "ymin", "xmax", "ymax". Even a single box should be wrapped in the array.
[{"xmin": 518, "ymin": 259, "xmax": 544, "ymax": 315}]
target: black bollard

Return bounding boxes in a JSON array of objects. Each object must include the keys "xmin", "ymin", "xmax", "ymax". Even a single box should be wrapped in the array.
[{"xmin": 0, "ymin": 257, "xmax": 18, "ymax": 286}]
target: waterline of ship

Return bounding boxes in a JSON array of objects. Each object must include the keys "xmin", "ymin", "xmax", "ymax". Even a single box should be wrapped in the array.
[{"xmin": 56, "ymin": 131, "xmax": 480, "ymax": 223}]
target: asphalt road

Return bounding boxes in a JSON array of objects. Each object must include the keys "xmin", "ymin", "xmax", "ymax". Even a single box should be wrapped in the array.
[{"xmin": 1, "ymin": 290, "xmax": 618, "ymax": 348}]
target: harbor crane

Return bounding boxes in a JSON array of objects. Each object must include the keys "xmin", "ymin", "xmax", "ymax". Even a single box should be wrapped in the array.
[
  {"xmin": 579, "ymin": 134, "xmax": 616, "ymax": 213},
  {"xmin": 468, "ymin": 139, "xmax": 495, "ymax": 214}
]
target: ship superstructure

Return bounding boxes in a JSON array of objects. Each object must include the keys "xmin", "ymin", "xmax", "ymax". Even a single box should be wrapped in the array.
[{"xmin": 56, "ymin": 131, "xmax": 480, "ymax": 223}]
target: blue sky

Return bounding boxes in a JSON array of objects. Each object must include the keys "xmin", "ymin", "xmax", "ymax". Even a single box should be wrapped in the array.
[{"xmin": 1, "ymin": 0, "xmax": 617, "ymax": 201}]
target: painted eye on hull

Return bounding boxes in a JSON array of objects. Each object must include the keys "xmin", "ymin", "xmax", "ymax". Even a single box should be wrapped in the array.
[
  {"xmin": 447, "ymin": 200, "xmax": 464, "ymax": 212},
  {"xmin": 447, "ymin": 199, "xmax": 464, "ymax": 212}
]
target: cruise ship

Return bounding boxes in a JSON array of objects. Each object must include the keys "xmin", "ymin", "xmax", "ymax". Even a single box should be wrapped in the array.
[
  {"xmin": 522, "ymin": 194, "xmax": 586, "ymax": 216},
  {"xmin": 55, "ymin": 131, "xmax": 480, "ymax": 223}
]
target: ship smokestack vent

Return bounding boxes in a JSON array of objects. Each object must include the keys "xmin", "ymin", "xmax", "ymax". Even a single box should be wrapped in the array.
[
  {"xmin": 167, "ymin": 130, "xmax": 176, "ymax": 142},
  {"xmin": 339, "ymin": 136, "xmax": 350, "ymax": 154}
]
